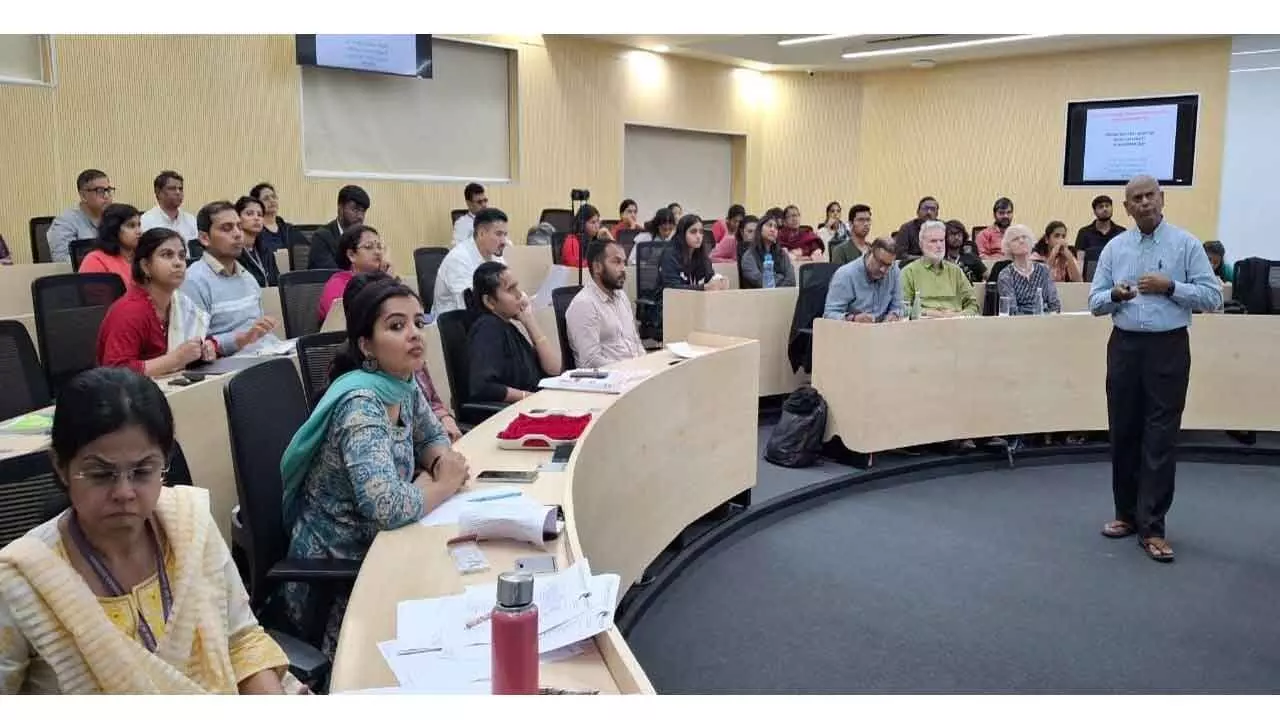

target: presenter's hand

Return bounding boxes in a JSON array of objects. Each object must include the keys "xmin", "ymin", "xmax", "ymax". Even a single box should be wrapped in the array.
[
  {"xmin": 1137, "ymin": 273, "xmax": 1173, "ymax": 295},
  {"xmin": 1111, "ymin": 283, "xmax": 1138, "ymax": 302},
  {"xmin": 851, "ymin": 313, "xmax": 876, "ymax": 324},
  {"xmin": 884, "ymin": 313, "xmax": 903, "ymax": 323}
]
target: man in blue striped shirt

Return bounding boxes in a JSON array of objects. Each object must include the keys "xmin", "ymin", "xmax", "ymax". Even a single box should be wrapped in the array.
[{"xmin": 1089, "ymin": 175, "xmax": 1221, "ymax": 562}]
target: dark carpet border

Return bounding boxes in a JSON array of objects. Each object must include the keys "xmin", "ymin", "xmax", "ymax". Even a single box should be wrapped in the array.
[{"xmin": 615, "ymin": 441, "xmax": 1280, "ymax": 635}]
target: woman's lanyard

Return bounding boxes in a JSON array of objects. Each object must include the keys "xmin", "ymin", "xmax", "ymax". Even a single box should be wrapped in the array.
[{"xmin": 68, "ymin": 512, "xmax": 173, "ymax": 653}]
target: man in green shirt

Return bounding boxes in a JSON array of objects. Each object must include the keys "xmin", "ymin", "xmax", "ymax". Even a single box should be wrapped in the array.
[
  {"xmin": 830, "ymin": 204, "xmax": 873, "ymax": 266},
  {"xmin": 901, "ymin": 220, "xmax": 979, "ymax": 317}
]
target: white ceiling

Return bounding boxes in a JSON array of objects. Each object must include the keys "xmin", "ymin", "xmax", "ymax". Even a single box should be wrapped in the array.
[{"xmin": 585, "ymin": 34, "xmax": 1211, "ymax": 73}]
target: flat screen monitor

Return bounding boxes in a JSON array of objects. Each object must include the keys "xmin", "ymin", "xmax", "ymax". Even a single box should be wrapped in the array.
[
  {"xmin": 295, "ymin": 35, "xmax": 433, "ymax": 78},
  {"xmin": 1062, "ymin": 95, "xmax": 1198, "ymax": 187}
]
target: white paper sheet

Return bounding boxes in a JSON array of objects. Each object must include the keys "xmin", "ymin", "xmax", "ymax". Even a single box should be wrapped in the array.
[
  {"xmin": 665, "ymin": 341, "xmax": 712, "ymax": 359},
  {"xmin": 537, "ymin": 369, "xmax": 650, "ymax": 394},
  {"xmin": 419, "ymin": 487, "xmax": 526, "ymax": 527},
  {"xmin": 456, "ymin": 499, "xmax": 557, "ymax": 548}
]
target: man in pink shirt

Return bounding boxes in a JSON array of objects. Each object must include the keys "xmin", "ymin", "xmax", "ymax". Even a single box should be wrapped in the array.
[{"xmin": 975, "ymin": 197, "xmax": 1013, "ymax": 260}]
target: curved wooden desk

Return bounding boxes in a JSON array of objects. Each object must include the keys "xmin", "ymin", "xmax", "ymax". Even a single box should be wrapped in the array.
[
  {"xmin": 330, "ymin": 332, "xmax": 762, "ymax": 693},
  {"xmin": 812, "ymin": 313, "xmax": 1280, "ymax": 454}
]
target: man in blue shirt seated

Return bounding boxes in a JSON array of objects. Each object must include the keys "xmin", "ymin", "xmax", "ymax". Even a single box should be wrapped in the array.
[
  {"xmin": 823, "ymin": 237, "xmax": 903, "ymax": 323},
  {"xmin": 1088, "ymin": 174, "xmax": 1222, "ymax": 563}
]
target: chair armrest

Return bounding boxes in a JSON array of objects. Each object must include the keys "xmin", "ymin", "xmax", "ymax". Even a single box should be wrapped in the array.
[
  {"xmin": 266, "ymin": 629, "xmax": 330, "ymax": 688},
  {"xmin": 797, "ymin": 328, "xmax": 813, "ymax": 336},
  {"xmin": 266, "ymin": 557, "xmax": 361, "ymax": 583},
  {"xmin": 459, "ymin": 402, "xmax": 507, "ymax": 426},
  {"xmin": 636, "ymin": 298, "xmax": 656, "ymax": 307}
]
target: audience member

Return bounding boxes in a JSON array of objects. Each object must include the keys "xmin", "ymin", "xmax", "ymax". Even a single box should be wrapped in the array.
[
  {"xmin": 997, "ymin": 224, "xmax": 1061, "ymax": 314},
  {"xmin": 560, "ymin": 203, "xmax": 611, "ymax": 268},
  {"xmin": 667, "ymin": 203, "xmax": 684, "ymax": 222},
  {"xmin": 48, "ymin": 169, "xmax": 113, "ymax": 262},
  {"xmin": 659, "ymin": 214, "xmax": 728, "ymax": 293},
  {"xmin": 901, "ymin": 220, "xmax": 979, "ymax": 317},
  {"xmin": 830, "ymin": 205, "xmax": 872, "ymax": 265},
  {"xmin": 1074, "ymin": 194, "xmax": 1125, "ymax": 253},
  {"xmin": 615, "ymin": 198, "xmax": 642, "ymax": 236},
  {"xmin": 777, "ymin": 204, "xmax": 825, "ymax": 260},
  {"xmin": 249, "ymin": 182, "xmax": 293, "ymax": 256},
  {"xmin": 235, "ymin": 195, "xmax": 280, "ymax": 288},
  {"xmin": 180, "ymin": 201, "xmax": 277, "ymax": 356},
  {"xmin": 278, "ymin": 276, "xmax": 468, "ymax": 656},
  {"xmin": 894, "ymin": 196, "xmax": 939, "ymax": 260},
  {"xmin": 1203, "ymin": 241, "xmax": 1233, "ymax": 283},
  {"xmin": 1032, "ymin": 220, "xmax": 1083, "ymax": 282},
  {"xmin": 434, "ymin": 208, "xmax": 508, "ymax": 315},
  {"xmin": 566, "ymin": 240, "xmax": 644, "ymax": 368},
  {"xmin": 0, "ymin": 234, "xmax": 11, "ymax": 265},
  {"xmin": 140, "ymin": 171, "xmax": 198, "ymax": 242},
  {"xmin": 0, "ymin": 367, "xmax": 295, "ymax": 693},
  {"xmin": 318, "ymin": 224, "xmax": 386, "ymax": 323},
  {"xmin": 80, "ymin": 203, "xmax": 142, "ymax": 291},
  {"xmin": 739, "ymin": 215, "xmax": 759, "ymax": 252},
  {"xmin": 823, "ymin": 238, "xmax": 903, "ymax": 323},
  {"xmin": 817, "ymin": 201, "xmax": 851, "ymax": 249},
  {"xmin": 943, "ymin": 219, "xmax": 986, "ymax": 283},
  {"xmin": 741, "ymin": 210, "xmax": 797, "ymax": 288},
  {"xmin": 526, "ymin": 222, "xmax": 555, "ymax": 246},
  {"xmin": 975, "ymin": 197, "xmax": 1013, "ymax": 260},
  {"xmin": 308, "ymin": 185, "xmax": 370, "ymax": 270},
  {"xmin": 629, "ymin": 207, "xmax": 677, "ymax": 264},
  {"xmin": 97, "ymin": 228, "xmax": 215, "ymax": 376},
  {"xmin": 452, "ymin": 183, "xmax": 488, "ymax": 247},
  {"xmin": 711, "ymin": 204, "xmax": 746, "ymax": 247},
  {"xmin": 467, "ymin": 261, "xmax": 562, "ymax": 403}
]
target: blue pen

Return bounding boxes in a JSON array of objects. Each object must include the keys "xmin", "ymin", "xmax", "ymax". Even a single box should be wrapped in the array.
[{"xmin": 468, "ymin": 491, "xmax": 522, "ymax": 503}]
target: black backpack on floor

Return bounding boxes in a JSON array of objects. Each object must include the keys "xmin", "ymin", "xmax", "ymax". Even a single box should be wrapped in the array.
[{"xmin": 765, "ymin": 386, "xmax": 828, "ymax": 468}]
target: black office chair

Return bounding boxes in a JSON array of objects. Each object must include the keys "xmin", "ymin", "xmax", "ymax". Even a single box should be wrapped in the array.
[
  {"xmin": 450, "ymin": 209, "xmax": 467, "ymax": 225},
  {"xmin": 435, "ymin": 309, "xmax": 508, "ymax": 428},
  {"xmin": 296, "ymin": 330, "xmax": 347, "ymax": 410},
  {"xmin": 550, "ymin": 232, "xmax": 571, "ymax": 266},
  {"xmin": 787, "ymin": 262, "xmax": 837, "ymax": 374},
  {"xmin": 223, "ymin": 358, "xmax": 353, "ymax": 686},
  {"xmin": 540, "ymin": 208, "xmax": 574, "ymax": 233},
  {"xmin": 635, "ymin": 241, "xmax": 669, "ymax": 341},
  {"xmin": 31, "ymin": 273, "xmax": 125, "ymax": 395},
  {"xmin": 0, "ymin": 451, "xmax": 63, "ymax": 547},
  {"xmin": 29, "ymin": 216, "xmax": 54, "ymax": 264},
  {"xmin": 983, "ymin": 259, "xmax": 1014, "ymax": 316},
  {"xmin": 187, "ymin": 238, "xmax": 204, "ymax": 263},
  {"xmin": 551, "ymin": 285, "xmax": 582, "ymax": 371},
  {"xmin": 614, "ymin": 228, "xmax": 640, "ymax": 263},
  {"xmin": 0, "ymin": 320, "xmax": 51, "ymax": 422},
  {"xmin": 1082, "ymin": 246, "xmax": 1103, "ymax": 282},
  {"xmin": 68, "ymin": 239, "xmax": 95, "ymax": 272},
  {"xmin": 289, "ymin": 225, "xmax": 323, "ymax": 272},
  {"xmin": 277, "ymin": 269, "xmax": 338, "ymax": 339},
  {"xmin": 413, "ymin": 247, "xmax": 449, "ymax": 315}
]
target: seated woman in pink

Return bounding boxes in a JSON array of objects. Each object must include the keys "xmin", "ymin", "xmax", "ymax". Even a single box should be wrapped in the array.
[
  {"xmin": 79, "ymin": 203, "xmax": 142, "ymax": 291},
  {"xmin": 317, "ymin": 224, "xmax": 386, "ymax": 323},
  {"xmin": 711, "ymin": 204, "xmax": 746, "ymax": 262}
]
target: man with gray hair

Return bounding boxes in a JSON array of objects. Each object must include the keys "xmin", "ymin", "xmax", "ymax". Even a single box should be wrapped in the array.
[
  {"xmin": 899, "ymin": 219, "xmax": 978, "ymax": 318},
  {"xmin": 1089, "ymin": 174, "xmax": 1221, "ymax": 563}
]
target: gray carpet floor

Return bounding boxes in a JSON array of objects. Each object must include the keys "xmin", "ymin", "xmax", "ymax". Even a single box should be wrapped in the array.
[{"xmin": 627, "ymin": 459, "xmax": 1280, "ymax": 693}]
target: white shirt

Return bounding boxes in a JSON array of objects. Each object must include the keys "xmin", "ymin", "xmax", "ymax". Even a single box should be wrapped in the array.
[
  {"xmin": 141, "ymin": 205, "xmax": 199, "ymax": 241},
  {"xmin": 451, "ymin": 212, "xmax": 475, "ymax": 247},
  {"xmin": 433, "ymin": 238, "xmax": 505, "ymax": 315}
]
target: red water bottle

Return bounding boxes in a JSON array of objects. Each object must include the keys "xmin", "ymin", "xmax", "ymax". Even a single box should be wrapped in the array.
[{"xmin": 491, "ymin": 571, "xmax": 539, "ymax": 694}]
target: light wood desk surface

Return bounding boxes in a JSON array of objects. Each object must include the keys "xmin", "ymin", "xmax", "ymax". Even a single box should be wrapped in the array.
[
  {"xmin": 971, "ymin": 282, "xmax": 1232, "ymax": 313},
  {"xmin": 812, "ymin": 313, "xmax": 1279, "ymax": 454},
  {"xmin": 623, "ymin": 262, "xmax": 738, "ymax": 303},
  {"xmin": 662, "ymin": 286, "xmax": 803, "ymax": 397},
  {"xmin": 330, "ymin": 332, "xmax": 761, "ymax": 693},
  {"xmin": 0, "ymin": 263, "xmax": 73, "ymax": 317}
]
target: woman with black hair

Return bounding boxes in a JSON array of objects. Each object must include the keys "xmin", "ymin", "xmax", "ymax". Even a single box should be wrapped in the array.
[
  {"xmin": 316, "ymin": 224, "xmax": 386, "ymax": 323},
  {"xmin": 0, "ymin": 367, "xmax": 300, "ymax": 693},
  {"xmin": 739, "ymin": 209, "xmax": 797, "ymax": 288},
  {"xmin": 278, "ymin": 274, "xmax": 469, "ymax": 657},
  {"xmin": 80, "ymin": 203, "xmax": 143, "ymax": 290},
  {"xmin": 629, "ymin": 206, "xmax": 678, "ymax": 265},
  {"xmin": 1032, "ymin": 220, "xmax": 1082, "ymax": 283},
  {"xmin": 467, "ymin": 261, "xmax": 562, "ymax": 403},
  {"xmin": 235, "ymin": 195, "xmax": 280, "ymax": 288},
  {"xmin": 651, "ymin": 215, "xmax": 728, "ymax": 339},
  {"xmin": 249, "ymin": 182, "xmax": 294, "ymax": 256},
  {"xmin": 711, "ymin": 204, "xmax": 747, "ymax": 262},
  {"xmin": 614, "ymin": 198, "xmax": 642, "ymax": 235},
  {"xmin": 559, "ymin": 203, "xmax": 612, "ymax": 268}
]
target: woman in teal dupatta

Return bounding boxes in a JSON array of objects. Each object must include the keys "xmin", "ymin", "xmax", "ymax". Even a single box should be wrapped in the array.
[{"xmin": 276, "ymin": 273, "xmax": 470, "ymax": 656}]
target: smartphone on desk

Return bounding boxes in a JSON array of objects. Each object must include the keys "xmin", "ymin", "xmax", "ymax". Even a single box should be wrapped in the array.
[{"xmin": 476, "ymin": 470, "xmax": 538, "ymax": 483}]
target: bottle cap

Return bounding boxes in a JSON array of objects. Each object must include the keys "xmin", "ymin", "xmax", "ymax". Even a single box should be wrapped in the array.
[{"xmin": 496, "ymin": 571, "xmax": 535, "ymax": 608}]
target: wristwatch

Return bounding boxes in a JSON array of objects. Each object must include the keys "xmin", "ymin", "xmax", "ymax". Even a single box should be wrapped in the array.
[{"xmin": 1164, "ymin": 282, "xmax": 1176, "ymax": 298}]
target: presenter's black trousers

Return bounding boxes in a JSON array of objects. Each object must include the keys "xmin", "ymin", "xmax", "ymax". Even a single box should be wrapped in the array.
[{"xmin": 1105, "ymin": 326, "xmax": 1190, "ymax": 539}]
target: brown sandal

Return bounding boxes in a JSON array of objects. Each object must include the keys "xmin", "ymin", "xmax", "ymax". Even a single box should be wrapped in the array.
[
  {"xmin": 1101, "ymin": 520, "xmax": 1135, "ymax": 539},
  {"xmin": 1140, "ymin": 537, "xmax": 1175, "ymax": 563}
]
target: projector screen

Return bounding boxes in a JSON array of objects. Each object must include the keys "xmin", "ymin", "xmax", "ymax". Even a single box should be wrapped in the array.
[
  {"xmin": 296, "ymin": 35, "xmax": 433, "ymax": 78},
  {"xmin": 1062, "ymin": 95, "xmax": 1198, "ymax": 187}
]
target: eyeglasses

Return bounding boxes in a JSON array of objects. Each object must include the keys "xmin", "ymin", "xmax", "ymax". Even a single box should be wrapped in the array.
[
  {"xmin": 74, "ymin": 462, "xmax": 169, "ymax": 488},
  {"xmin": 357, "ymin": 242, "xmax": 386, "ymax": 252},
  {"xmin": 83, "ymin": 186, "xmax": 117, "ymax": 197}
]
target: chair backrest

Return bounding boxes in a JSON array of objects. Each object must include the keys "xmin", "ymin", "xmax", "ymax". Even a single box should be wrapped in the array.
[
  {"xmin": 187, "ymin": 238, "xmax": 204, "ymax": 263},
  {"xmin": 29, "ymin": 216, "xmax": 54, "ymax": 264},
  {"xmin": 413, "ymin": 247, "xmax": 450, "ymax": 314},
  {"xmin": 296, "ymin": 330, "xmax": 347, "ymax": 410},
  {"xmin": 551, "ymin": 285, "xmax": 582, "ymax": 371},
  {"xmin": 31, "ymin": 273, "xmax": 125, "ymax": 395},
  {"xmin": 450, "ymin": 209, "xmax": 467, "ymax": 224},
  {"xmin": 0, "ymin": 451, "xmax": 63, "ymax": 546},
  {"xmin": 799, "ymin": 261, "xmax": 837, "ymax": 292},
  {"xmin": 636, "ymin": 241, "xmax": 670, "ymax": 301},
  {"xmin": 435, "ymin": 309, "xmax": 476, "ymax": 416},
  {"xmin": 277, "ymin": 269, "xmax": 338, "ymax": 339},
  {"xmin": 223, "ymin": 358, "xmax": 310, "ymax": 608},
  {"xmin": 983, "ymin": 260, "xmax": 1013, "ymax": 315},
  {"xmin": 68, "ymin": 239, "xmax": 95, "ymax": 272},
  {"xmin": 540, "ymin": 209, "xmax": 575, "ymax": 233},
  {"xmin": 1082, "ymin": 246, "xmax": 1104, "ymax": 282},
  {"xmin": 614, "ymin": 229, "xmax": 640, "ymax": 262},
  {"xmin": 290, "ymin": 225, "xmax": 322, "ymax": 271},
  {"xmin": 0, "ymin": 320, "xmax": 51, "ymax": 422},
  {"xmin": 550, "ymin": 232, "xmax": 571, "ymax": 266}
]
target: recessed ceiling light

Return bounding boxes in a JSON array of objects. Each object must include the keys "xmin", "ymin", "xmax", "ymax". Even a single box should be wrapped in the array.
[
  {"xmin": 653, "ymin": 44, "xmax": 670, "ymax": 53},
  {"xmin": 842, "ymin": 34, "xmax": 1061, "ymax": 60},
  {"xmin": 778, "ymin": 34, "xmax": 863, "ymax": 47}
]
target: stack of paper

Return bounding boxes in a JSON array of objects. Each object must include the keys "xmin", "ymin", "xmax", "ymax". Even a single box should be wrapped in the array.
[
  {"xmin": 378, "ymin": 559, "xmax": 620, "ymax": 693},
  {"xmin": 537, "ymin": 369, "xmax": 650, "ymax": 394},
  {"xmin": 419, "ymin": 487, "xmax": 527, "ymax": 527}
]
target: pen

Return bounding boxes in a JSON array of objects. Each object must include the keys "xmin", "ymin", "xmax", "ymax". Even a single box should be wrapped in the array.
[
  {"xmin": 538, "ymin": 687, "xmax": 600, "ymax": 695},
  {"xmin": 468, "ymin": 491, "xmax": 522, "ymax": 503}
]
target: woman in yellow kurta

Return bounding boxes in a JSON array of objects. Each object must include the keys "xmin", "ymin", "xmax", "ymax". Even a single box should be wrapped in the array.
[{"xmin": 0, "ymin": 367, "xmax": 298, "ymax": 694}]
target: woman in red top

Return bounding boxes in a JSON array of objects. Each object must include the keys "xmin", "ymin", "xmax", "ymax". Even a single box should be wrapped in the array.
[
  {"xmin": 777, "ymin": 204, "xmax": 826, "ymax": 260},
  {"xmin": 80, "ymin": 203, "xmax": 142, "ymax": 291},
  {"xmin": 96, "ymin": 228, "xmax": 215, "ymax": 376},
  {"xmin": 558, "ymin": 203, "xmax": 612, "ymax": 268}
]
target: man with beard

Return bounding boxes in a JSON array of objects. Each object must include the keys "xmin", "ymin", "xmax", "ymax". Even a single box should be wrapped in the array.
[
  {"xmin": 900, "ymin": 220, "xmax": 979, "ymax": 318},
  {"xmin": 893, "ymin": 196, "xmax": 939, "ymax": 260},
  {"xmin": 1074, "ymin": 194, "xmax": 1127, "ymax": 254},
  {"xmin": 1089, "ymin": 175, "xmax": 1221, "ymax": 563},
  {"xmin": 975, "ymin": 197, "xmax": 1013, "ymax": 260},
  {"xmin": 944, "ymin": 219, "xmax": 987, "ymax": 283},
  {"xmin": 565, "ymin": 239, "xmax": 644, "ymax": 368}
]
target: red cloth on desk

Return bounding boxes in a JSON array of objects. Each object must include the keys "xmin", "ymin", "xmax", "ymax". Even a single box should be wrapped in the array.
[
  {"xmin": 497, "ymin": 413, "xmax": 592, "ymax": 441},
  {"xmin": 97, "ymin": 286, "xmax": 167, "ymax": 374}
]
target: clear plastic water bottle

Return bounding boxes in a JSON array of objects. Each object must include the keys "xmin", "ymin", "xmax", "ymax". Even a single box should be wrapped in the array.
[
  {"xmin": 910, "ymin": 291, "xmax": 922, "ymax": 320},
  {"xmin": 762, "ymin": 252, "xmax": 776, "ymax": 289},
  {"xmin": 1033, "ymin": 287, "xmax": 1045, "ymax": 315}
]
